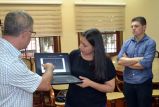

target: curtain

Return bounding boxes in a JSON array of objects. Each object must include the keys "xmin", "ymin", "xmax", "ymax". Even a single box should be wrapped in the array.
[
  {"xmin": 75, "ymin": 4, "xmax": 125, "ymax": 32},
  {"xmin": 0, "ymin": 4, "xmax": 62, "ymax": 37}
]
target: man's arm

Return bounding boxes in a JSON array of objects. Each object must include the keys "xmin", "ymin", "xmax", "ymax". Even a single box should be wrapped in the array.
[
  {"xmin": 78, "ymin": 76, "xmax": 115, "ymax": 93},
  {"xmin": 127, "ymin": 62, "xmax": 144, "ymax": 69},
  {"xmin": 128, "ymin": 40, "xmax": 156, "ymax": 70},
  {"xmin": 118, "ymin": 53, "xmax": 143, "ymax": 66},
  {"xmin": 37, "ymin": 63, "xmax": 54, "ymax": 91},
  {"xmin": 117, "ymin": 41, "xmax": 139, "ymax": 66}
]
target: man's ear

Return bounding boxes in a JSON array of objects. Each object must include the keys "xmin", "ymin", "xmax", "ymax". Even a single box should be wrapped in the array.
[
  {"xmin": 20, "ymin": 31, "xmax": 27, "ymax": 39},
  {"xmin": 143, "ymin": 25, "xmax": 146, "ymax": 30}
]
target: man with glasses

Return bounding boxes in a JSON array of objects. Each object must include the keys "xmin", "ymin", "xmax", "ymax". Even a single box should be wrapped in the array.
[{"xmin": 0, "ymin": 11, "xmax": 54, "ymax": 107}]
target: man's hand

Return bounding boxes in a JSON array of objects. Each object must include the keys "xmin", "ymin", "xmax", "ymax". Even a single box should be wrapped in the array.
[
  {"xmin": 37, "ymin": 63, "xmax": 54, "ymax": 91},
  {"xmin": 43, "ymin": 63, "xmax": 54, "ymax": 72}
]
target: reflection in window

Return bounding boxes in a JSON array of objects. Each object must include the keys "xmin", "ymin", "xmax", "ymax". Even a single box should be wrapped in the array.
[
  {"xmin": 102, "ymin": 32, "xmax": 117, "ymax": 53},
  {"xmin": 39, "ymin": 37, "xmax": 54, "ymax": 53}
]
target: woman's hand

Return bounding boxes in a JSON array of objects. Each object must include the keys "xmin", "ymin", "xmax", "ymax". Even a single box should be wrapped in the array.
[{"xmin": 77, "ymin": 76, "xmax": 93, "ymax": 88}]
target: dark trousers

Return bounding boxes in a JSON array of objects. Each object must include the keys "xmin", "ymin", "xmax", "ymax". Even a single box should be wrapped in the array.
[{"xmin": 123, "ymin": 79, "xmax": 152, "ymax": 107}]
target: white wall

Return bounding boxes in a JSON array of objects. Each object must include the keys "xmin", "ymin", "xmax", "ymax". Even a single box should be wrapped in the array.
[
  {"xmin": 1, "ymin": 0, "xmax": 159, "ymax": 51},
  {"xmin": 123, "ymin": 0, "xmax": 159, "ymax": 50}
]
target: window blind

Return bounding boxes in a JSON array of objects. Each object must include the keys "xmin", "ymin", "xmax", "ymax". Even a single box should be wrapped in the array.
[
  {"xmin": 0, "ymin": 4, "xmax": 62, "ymax": 37},
  {"xmin": 75, "ymin": 4, "xmax": 125, "ymax": 32}
]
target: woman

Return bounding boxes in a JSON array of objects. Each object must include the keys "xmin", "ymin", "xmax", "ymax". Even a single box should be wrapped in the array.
[{"xmin": 65, "ymin": 28, "xmax": 116, "ymax": 107}]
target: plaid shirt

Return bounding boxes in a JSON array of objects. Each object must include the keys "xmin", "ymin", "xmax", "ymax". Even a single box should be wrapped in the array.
[
  {"xmin": 0, "ymin": 38, "xmax": 42, "ymax": 107},
  {"xmin": 118, "ymin": 35, "xmax": 156, "ymax": 84}
]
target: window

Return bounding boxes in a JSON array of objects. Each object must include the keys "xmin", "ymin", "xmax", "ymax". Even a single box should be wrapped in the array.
[
  {"xmin": 0, "ymin": 19, "xmax": 2, "ymax": 36},
  {"xmin": 0, "ymin": 4, "xmax": 62, "ymax": 37},
  {"xmin": 0, "ymin": 4, "xmax": 62, "ymax": 58},
  {"xmin": 102, "ymin": 31, "xmax": 122, "ymax": 56},
  {"xmin": 102, "ymin": 32, "xmax": 117, "ymax": 53},
  {"xmin": 21, "ymin": 36, "xmax": 61, "ymax": 58},
  {"xmin": 78, "ymin": 31, "xmax": 122, "ymax": 56},
  {"xmin": 75, "ymin": 4, "xmax": 125, "ymax": 32},
  {"xmin": 75, "ymin": 4, "xmax": 125, "ymax": 57}
]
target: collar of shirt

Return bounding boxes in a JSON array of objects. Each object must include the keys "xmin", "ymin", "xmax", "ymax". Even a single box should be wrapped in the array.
[
  {"xmin": 131, "ymin": 34, "xmax": 149, "ymax": 43},
  {"xmin": 0, "ymin": 38, "xmax": 21, "ymax": 58}
]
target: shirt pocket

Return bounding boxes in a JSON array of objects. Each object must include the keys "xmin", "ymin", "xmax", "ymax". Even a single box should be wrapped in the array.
[
  {"xmin": 137, "ymin": 52, "xmax": 144, "ymax": 57},
  {"xmin": 136, "ymin": 48, "xmax": 145, "ymax": 57}
]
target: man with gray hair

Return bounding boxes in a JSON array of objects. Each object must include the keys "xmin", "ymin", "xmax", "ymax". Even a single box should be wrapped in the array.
[{"xmin": 0, "ymin": 11, "xmax": 54, "ymax": 107}]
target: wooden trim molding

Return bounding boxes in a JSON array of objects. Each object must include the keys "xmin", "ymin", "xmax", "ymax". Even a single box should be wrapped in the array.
[{"xmin": 0, "ymin": 0, "xmax": 62, "ymax": 5}]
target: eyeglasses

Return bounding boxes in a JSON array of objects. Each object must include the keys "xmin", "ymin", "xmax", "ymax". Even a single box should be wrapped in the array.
[{"xmin": 29, "ymin": 31, "xmax": 36, "ymax": 37}]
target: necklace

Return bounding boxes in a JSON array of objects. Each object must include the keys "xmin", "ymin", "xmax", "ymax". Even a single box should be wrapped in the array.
[{"xmin": 81, "ymin": 52, "xmax": 94, "ymax": 61}]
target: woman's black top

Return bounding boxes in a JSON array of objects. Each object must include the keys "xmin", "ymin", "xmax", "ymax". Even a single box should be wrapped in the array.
[{"xmin": 65, "ymin": 50, "xmax": 116, "ymax": 107}]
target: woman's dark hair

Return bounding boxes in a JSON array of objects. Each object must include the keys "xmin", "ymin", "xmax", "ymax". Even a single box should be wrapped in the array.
[
  {"xmin": 82, "ymin": 28, "xmax": 108, "ymax": 81},
  {"xmin": 131, "ymin": 16, "xmax": 146, "ymax": 26}
]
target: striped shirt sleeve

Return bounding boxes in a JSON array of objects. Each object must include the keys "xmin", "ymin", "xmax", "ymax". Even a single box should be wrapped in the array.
[{"xmin": 7, "ymin": 59, "xmax": 42, "ymax": 93}]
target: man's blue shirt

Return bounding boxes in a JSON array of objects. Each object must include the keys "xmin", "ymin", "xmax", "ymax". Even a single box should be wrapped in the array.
[{"xmin": 118, "ymin": 35, "xmax": 156, "ymax": 84}]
